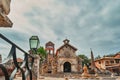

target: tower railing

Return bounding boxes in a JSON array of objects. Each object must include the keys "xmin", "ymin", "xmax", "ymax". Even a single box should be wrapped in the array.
[{"xmin": 0, "ymin": 33, "xmax": 34, "ymax": 80}]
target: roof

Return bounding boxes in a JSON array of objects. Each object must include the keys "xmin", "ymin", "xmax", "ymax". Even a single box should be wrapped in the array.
[
  {"xmin": 114, "ymin": 52, "xmax": 120, "ymax": 57},
  {"xmin": 95, "ymin": 57, "xmax": 114, "ymax": 61},
  {"xmin": 57, "ymin": 43, "xmax": 77, "ymax": 51},
  {"xmin": 95, "ymin": 57, "xmax": 120, "ymax": 62},
  {"xmin": 45, "ymin": 41, "xmax": 54, "ymax": 46},
  {"xmin": 56, "ymin": 39, "xmax": 77, "ymax": 56}
]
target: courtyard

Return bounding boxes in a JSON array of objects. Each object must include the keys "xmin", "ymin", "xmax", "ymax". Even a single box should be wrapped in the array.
[{"xmin": 14, "ymin": 76, "xmax": 120, "ymax": 80}]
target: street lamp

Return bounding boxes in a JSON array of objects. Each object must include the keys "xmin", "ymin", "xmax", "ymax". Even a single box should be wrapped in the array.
[
  {"xmin": 29, "ymin": 36, "xmax": 40, "ymax": 80},
  {"xmin": 29, "ymin": 35, "xmax": 40, "ymax": 67},
  {"xmin": 29, "ymin": 36, "xmax": 40, "ymax": 50}
]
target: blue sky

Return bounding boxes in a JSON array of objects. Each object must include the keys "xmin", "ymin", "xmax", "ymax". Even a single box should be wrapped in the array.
[{"xmin": 1, "ymin": 0, "xmax": 120, "ymax": 59}]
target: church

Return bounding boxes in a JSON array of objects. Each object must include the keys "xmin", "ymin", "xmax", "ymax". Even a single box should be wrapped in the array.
[{"xmin": 41, "ymin": 39, "xmax": 82, "ymax": 74}]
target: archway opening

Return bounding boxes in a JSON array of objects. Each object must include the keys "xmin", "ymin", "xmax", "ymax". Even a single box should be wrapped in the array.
[{"xmin": 64, "ymin": 62, "xmax": 71, "ymax": 72}]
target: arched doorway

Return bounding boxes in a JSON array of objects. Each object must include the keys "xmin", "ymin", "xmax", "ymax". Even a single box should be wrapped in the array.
[{"xmin": 64, "ymin": 62, "xmax": 71, "ymax": 72}]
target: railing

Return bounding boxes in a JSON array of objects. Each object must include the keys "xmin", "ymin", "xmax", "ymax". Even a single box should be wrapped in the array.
[{"xmin": 0, "ymin": 33, "xmax": 34, "ymax": 80}]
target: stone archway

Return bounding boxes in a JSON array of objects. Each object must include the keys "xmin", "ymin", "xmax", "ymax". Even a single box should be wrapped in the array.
[{"xmin": 63, "ymin": 62, "xmax": 71, "ymax": 72}]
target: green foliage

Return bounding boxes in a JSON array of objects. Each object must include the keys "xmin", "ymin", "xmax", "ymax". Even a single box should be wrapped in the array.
[
  {"xmin": 37, "ymin": 47, "xmax": 46, "ymax": 57},
  {"xmin": 103, "ymin": 54, "xmax": 114, "ymax": 57},
  {"xmin": 78, "ymin": 54, "xmax": 90, "ymax": 66},
  {"xmin": 36, "ymin": 46, "xmax": 47, "ymax": 62},
  {"xmin": 95, "ymin": 55, "xmax": 101, "ymax": 60}
]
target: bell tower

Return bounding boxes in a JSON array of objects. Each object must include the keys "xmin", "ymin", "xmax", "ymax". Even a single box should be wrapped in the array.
[
  {"xmin": 45, "ymin": 41, "xmax": 55, "ymax": 73},
  {"xmin": 45, "ymin": 41, "xmax": 55, "ymax": 55},
  {"xmin": 63, "ymin": 39, "xmax": 70, "ymax": 44}
]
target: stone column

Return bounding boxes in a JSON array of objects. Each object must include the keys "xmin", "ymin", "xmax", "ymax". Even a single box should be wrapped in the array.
[
  {"xmin": 61, "ymin": 64, "xmax": 63, "ymax": 72},
  {"xmin": 32, "ymin": 55, "xmax": 40, "ymax": 80}
]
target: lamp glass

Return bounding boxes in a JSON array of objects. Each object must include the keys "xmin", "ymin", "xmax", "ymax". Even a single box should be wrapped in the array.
[{"xmin": 29, "ymin": 36, "xmax": 39, "ymax": 49}]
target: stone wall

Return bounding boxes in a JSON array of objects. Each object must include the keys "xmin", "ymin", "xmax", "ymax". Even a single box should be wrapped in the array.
[
  {"xmin": 57, "ymin": 46, "xmax": 76, "ymax": 58},
  {"xmin": 57, "ymin": 57, "xmax": 79, "ymax": 72}
]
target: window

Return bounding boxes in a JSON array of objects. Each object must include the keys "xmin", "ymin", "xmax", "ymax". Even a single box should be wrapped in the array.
[
  {"xmin": 47, "ymin": 46, "xmax": 53, "ymax": 48},
  {"xmin": 110, "ymin": 60, "xmax": 114, "ymax": 64},
  {"xmin": 47, "ymin": 50, "xmax": 49, "ymax": 53},
  {"xmin": 106, "ymin": 61, "xmax": 109, "ymax": 65},
  {"xmin": 115, "ymin": 59, "xmax": 119, "ymax": 63},
  {"xmin": 99, "ymin": 61, "xmax": 101, "ymax": 64}
]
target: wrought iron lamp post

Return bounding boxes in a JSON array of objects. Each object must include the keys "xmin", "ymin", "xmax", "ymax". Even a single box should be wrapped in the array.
[{"xmin": 29, "ymin": 36, "xmax": 40, "ymax": 80}]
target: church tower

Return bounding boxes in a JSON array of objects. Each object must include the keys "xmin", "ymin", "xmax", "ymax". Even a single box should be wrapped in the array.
[
  {"xmin": 45, "ymin": 41, "xmax": 55, "ymax": 73},
  {"xmin": 45, "ymin": 41, "xmax": 55, "ymax": 55},
  {"xmin": 63, "ymin": 39, "xmax": 70, "ymax": 44}
]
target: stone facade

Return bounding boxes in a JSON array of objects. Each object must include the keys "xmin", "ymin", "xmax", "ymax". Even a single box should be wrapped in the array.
[
  {"xmin": 56, "ymin": 39, "xmax": 82, "ymax": 73},
  {"xmin": 41, "ymin": 39, "xmax": 82, "ymax": 74},
  {"xmin": 94, "ymin": 52, "xmax": 120, "ymax": 74}
]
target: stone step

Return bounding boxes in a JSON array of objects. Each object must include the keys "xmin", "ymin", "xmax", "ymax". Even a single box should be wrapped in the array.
[{"xmin": 43, "ymin": 73, "xmax": 81, "ymax": 78}]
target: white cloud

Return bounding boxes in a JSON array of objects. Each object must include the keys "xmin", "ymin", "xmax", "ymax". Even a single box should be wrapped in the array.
[{"xmin": 1, "ymin": 0, "xmax": 120, "ymax": 60}]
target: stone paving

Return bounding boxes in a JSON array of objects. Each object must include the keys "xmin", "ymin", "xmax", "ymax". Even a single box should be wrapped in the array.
[
  {"xmin": 14, "ymin": 76, "xmax": 120, "ymax": 80},
  {"xmin": 40, "ymin": 77, "xmax": 64, "ymax": 80},
  {"xmin": 14, "ymin": 77, "xmax": 64, "ymax": 80},
  {"xmin": 43, "ymin": 77, "xmax": 120, "ymax": 80}
]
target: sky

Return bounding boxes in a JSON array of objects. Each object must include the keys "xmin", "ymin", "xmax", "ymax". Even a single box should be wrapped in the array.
[{"xmin": 1, "ymin": 0, "xmax": 120, "ymax": 60}]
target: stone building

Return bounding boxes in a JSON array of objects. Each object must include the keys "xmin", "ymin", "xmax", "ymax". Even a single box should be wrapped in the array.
[
  {"xmin": 42, "ymin": 39, "xmax": 82, "ymax": 74},
  {"xmin": 94, "ymin": 52, "xmax": 120, "ymax": 74}
]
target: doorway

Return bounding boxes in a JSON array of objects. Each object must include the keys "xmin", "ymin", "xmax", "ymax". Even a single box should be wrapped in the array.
[{"xmin": 64, "ymin": 62, "xmax": 71, "ymax": 72}]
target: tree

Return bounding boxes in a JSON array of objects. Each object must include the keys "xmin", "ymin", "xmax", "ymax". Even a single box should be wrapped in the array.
[
  {"xmin": 37, "ymin": 46, "xmax": 47, "ymax": 62},
  {"xmin": 30, "ymin": 46, "xmax": 47, "ymax": 61},
  {"xmin": 95, "ymin": 55, "xmax": 101, "ymax": 60},
  {"xmin": 103, "ymin": 54, "xmax": 114, "ymax": 57},
  {"xmin": 78, "ymin": 54, "xmax": 90, "ymax": 67}
]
